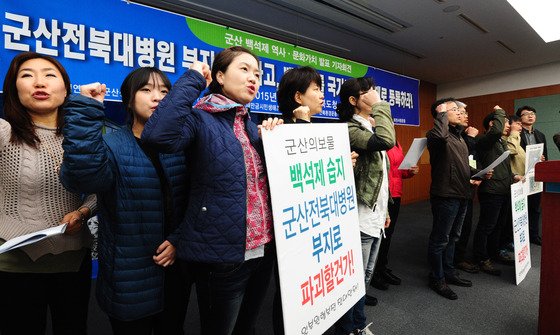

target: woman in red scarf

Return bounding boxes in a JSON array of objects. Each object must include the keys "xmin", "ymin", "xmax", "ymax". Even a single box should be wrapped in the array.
[{"xmin": 142, "ymin": 46, "xmax": 282, "ymax": 335}]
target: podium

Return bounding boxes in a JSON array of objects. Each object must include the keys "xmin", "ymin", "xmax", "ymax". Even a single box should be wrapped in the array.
[{"xmin": 535, "ymin": 161, "xmax": 560, "ymax": 335}]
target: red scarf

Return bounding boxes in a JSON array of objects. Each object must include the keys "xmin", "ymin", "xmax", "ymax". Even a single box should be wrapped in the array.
[{"xmin": 195, "ymin": 94, "xmax": 273, "ymax": 250}]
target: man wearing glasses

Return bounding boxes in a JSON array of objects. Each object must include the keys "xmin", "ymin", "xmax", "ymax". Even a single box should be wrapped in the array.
[
  {"xmin": 426, "ymin": 98, "xmax": 475, "ymax": 300},
  {"xmin": 474, "ymin": 107, "xmax": 523, "ymax": 277},
  {"xmin": 453, "ymin": 101, "xmax": 481, "ymax": 274},
  {"xmin": 516, "ymin": 106, "xmax": 548, "ymax": 246}
]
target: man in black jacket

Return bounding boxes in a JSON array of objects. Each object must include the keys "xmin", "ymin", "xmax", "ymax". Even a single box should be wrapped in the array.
[
  {"xmin": 453, "ymin": 101, "xmax": 481, "ymax": 274},
  {"xmin": 516, "ymin": 106, "xmax": 547, "ymax": 245},
  {"xmin": 426, "ymin": 98, "xmax": 474, "ymax": 300},
  {"xmin": 474, "ymin": 107, "xmax": 523, "ymax": 276}
]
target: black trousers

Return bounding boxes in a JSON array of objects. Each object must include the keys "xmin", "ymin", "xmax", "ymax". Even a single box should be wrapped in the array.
[
  {"xmin": 272, "ymin": 257, "xmax": 284, "ymax": 335},
  {"xmin": 473, "ymin": 192, "xmax": 510, "ymax": 261},
  {"xmin": 194, "ymin": 246, "xmax": 274, "ymax": 335},
  {"xmin": 527, "ymin": 193, "xmax": 542, "ymax": 239},
  {"xmin": 0, "ymin": 253, "xmax": 91, "ymax": 335},
  {"xmin": 376, "ymin": 197, "xmax": 402, "ymax": 272}
]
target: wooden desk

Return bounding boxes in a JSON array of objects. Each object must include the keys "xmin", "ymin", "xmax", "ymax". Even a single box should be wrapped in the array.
[{"xmin": 535, "ymin": 161, "xmax": 560, "ymax": 335}]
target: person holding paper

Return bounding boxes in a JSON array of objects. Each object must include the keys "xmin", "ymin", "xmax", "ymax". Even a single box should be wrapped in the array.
[
  {"xmin": 142, "ymin": 46, "xmax": 282, "ymax": 334},
  {"xmin": 333, "ymin": 76, "xmax": 395, "ymax": 335},
  {"xmin": 506, "ymin": 115, "xmax": 526, "ymax": 177},
  {"xmin": 369, "ymin": 141, "xmax": 418, "ymax": 291},
  {"xmin": 426, "ymin": 98, "xmax": 476, "ymax": 300},
  {"xmin": 274, "ymin": 65, "xmax": 358, "ymax": 334},
  {"xmin": 60, "ymin": 67, "xmax": 193, "ymax": 334},
  {"xmin": 0, "ymin": 52, "xmax": 95, "ymax": 335},
  {"xmin": 516, "ymin": 106, "xmax": 547, "ymax": 246},
  {"xmin": 276, "ymin": 65, "xmax": 359, "ymax": 166},
  {"xmin": 473, "ymin": 107, "xmax": 523, "ymax": 276},
  {"xmin": 493, "ymin": 114, "xmax": 527, "ymax": 264}
]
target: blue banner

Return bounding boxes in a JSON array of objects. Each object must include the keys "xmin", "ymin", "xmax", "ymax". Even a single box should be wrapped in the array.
[{"xmin": 1, "ymin": 0, "xmax": 419, "ymax": 125}]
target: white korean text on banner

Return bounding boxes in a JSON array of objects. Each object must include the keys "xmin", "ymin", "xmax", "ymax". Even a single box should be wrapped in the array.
[
  {"xmin": 511, "ymin": 181, "xmax": 531, "ymax": 285},
  {"xmin": 524, "ymin": 143, "xmax": 544, "ymax": 195},
  {"xmin": 262, "ymin": 124, "xmax": 364, "ymax": 335},
  {"xmin": 0, "ymin": 0, "xmax": 420, "ymax": 125}
]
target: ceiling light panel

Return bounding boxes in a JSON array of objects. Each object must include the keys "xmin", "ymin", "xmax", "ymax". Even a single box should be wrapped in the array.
[{"xmin": 507, "ymin": 0, "xmax": 560, "ymax": 42}]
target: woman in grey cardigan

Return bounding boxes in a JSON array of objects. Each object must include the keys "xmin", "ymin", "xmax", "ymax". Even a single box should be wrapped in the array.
[{"xmin": 0, "ymin": 51, "xmax": 95, "ymax": 335}]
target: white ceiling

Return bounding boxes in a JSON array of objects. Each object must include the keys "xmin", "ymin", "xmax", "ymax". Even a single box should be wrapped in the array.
[{"xmin": 139, "ymin": 0, "xmax": 560, "ymax": 85}]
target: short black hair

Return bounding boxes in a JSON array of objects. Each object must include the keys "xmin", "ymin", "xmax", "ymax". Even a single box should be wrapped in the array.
[
  {"xmin": 430, "ymin": 97, "xmax": 456, "ymax": 118},
  {"xmin": 509, "ymin": 114, "xmax": 521, "ymax": 124},
  {"xmin": 336, "ymin": 77, "xmax": 374, "ymax": 122},
  {"xmin": 277, "ymin": 66, "xmax": 322, "ymax": 120},
  {"xmin": 120, "ymin": 67, "xmax": 171, "ymax": 126},
  {"xmin": 483, "ymin": 111, "xmax": 497, "ymax": 130},
  {"xmin": 515, "ymin": 105, "xmax": 536, "ymax": 117}
]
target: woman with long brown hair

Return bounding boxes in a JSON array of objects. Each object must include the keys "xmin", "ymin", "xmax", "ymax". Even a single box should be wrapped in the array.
[{"xmin": 0, "ymin": 52, "xmax": 95, "ymax": 335}]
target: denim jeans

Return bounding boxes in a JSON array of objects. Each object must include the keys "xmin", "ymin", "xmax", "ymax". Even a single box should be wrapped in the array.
[
  {"xmin": 454, "ymin": 198, "xmax": 474, "ymax": 263},
  {"xmin": 428, "ymin": 197, "xmax": 467, "ymax": 281},
  {"xmin": 362, "ymin": 232, "xmax": 382, "ymax": 287},
  {"xmin": 473, "ymin": 192, "xmax": 510, "ymax": 262},
  {"xmin": 334, "ymin": 232, "xmax": 381, "ymax": 335},
  {"xmin": 195, "ymin": 245, "xmax": 274, "ymax": 335}
]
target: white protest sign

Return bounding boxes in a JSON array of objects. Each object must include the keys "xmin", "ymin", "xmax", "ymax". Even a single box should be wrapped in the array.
[
  {"xmin": 524, "ymin": 143, "xmax": 544, "ymax": 195},
  {"xmin": 511, "ymin": 181, "xmax": 531, "ymax": 285},
  {"xmin": 262, "ymin": 124, "xmax": 365, "ymax": 335}
]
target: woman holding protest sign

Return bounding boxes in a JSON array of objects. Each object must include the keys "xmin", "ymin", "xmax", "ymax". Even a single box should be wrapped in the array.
[
  {"xmin": 0, "ymin": 51, "xmax": 95, "ymax": 335},
  {"xmin": 273, "ymin": 65, "xmax": 360, "ymax": 334},
  {"xmin": 142, "ymin": 46, "xmax": 282, "ymax": 334},
  {"xmin": 277, "ymin": 65, "xmax": 325, "ymax": 124},
  {"xmin": 334, "ymin": 76, "xmax": 395, "ymax": 335}
]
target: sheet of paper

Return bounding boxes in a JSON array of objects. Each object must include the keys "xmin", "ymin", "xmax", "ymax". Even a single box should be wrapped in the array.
[
  {"xmin": 524, "ymin": 143, "xmax": 544, "ymax": 195},
  {"xmin": 471, "ymin": 150, "xmax": 510, "ymax": 178},
  {"xmin": 398, "ymin": 138, "xmax": 427, "ymax": 170},
  {"xmin": 525, "ymin": 143, "xmax": 544, "ymax": 174},
  {"xmin": 0, "ymin": 224, "xmax": 67, "ymax": 254}
]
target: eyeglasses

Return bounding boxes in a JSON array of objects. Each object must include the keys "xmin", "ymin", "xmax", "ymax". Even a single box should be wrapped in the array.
[
  {"xmin": 443, "ymin": 107, "xmax": 459, "ymax": 113},
  {"xmin": 521, "ymin": 111, "xmax": 535, "ymax": 116}
]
